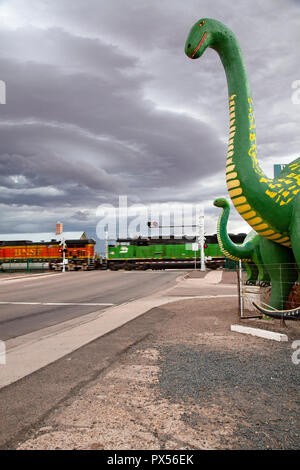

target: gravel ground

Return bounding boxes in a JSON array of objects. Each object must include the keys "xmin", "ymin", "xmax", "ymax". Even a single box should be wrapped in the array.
[
  {"xmin": 16, "ymin": 296, "xmax": 300, "ymax": 450},
  {"xmin": 155, "ymin": 344, "xmax": 299, "ymax": 449}
]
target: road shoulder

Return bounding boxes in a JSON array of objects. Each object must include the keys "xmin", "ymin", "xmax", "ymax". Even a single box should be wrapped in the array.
[{"xmin": 14, "ymin": 295, "xmax": 299, "ymax": 450}]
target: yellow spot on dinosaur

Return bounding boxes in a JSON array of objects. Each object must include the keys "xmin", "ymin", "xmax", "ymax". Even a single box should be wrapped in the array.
[
  {"xmin": 260, "ymin": 177, "xmax": 271, "ymax": 184},
  {"xmin": 265, "ymin": 189, "xmax": 277, "ymax": 199}
]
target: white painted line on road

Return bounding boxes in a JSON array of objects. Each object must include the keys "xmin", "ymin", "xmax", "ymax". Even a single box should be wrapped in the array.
[
  {"xmin": 0, "ymin": 301, "xmax": 114, "ymax": 306},
  {"xmin": 0, "ymin": 273, "xmax": 63, "ymax": 284},
  {"xmin": 230, "ymin": 324, "xmax": 288, "ymax": 342}
]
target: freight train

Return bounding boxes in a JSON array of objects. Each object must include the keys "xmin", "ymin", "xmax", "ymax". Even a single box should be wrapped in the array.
[
  {"xmin": 105, "ymin": 234, "xmax": 246, "ymax": 270},
  {"xmin": 0, "ymin": 239, "xmax": 96, "ymax": 271}
]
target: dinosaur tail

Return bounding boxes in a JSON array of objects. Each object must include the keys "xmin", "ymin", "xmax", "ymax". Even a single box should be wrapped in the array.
[{"xmin": 253, "ymin": 302, "xmax": 300, "ymax": 320}]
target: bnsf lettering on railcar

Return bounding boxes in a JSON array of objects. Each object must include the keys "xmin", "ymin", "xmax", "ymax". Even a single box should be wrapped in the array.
[{"xmin": 14, "ymin": 247, "xmax": 44, "ymax": 257}]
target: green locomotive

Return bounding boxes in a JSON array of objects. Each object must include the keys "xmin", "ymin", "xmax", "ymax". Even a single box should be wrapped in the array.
[{"xmin": 106, "ymin": 234, "xmax": 246, "ymax": 270}]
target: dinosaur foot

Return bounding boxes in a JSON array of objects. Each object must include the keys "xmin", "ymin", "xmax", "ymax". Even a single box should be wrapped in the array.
[
  {"xmin": 253, "ymin": 302, "xmax": 300, "ymax": 320},
  {"xmin": 257, "ymin": 281, "xmax": 271, "ymax": 287},
  {"xmin": 245, "ymin": 280, "xmax": 256, "ymax": 286}
]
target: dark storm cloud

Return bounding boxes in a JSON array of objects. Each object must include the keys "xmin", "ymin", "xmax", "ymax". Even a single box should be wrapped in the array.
[{"xmin": 0, "ymin": 0, "xmax": 299, "ymax": 238}]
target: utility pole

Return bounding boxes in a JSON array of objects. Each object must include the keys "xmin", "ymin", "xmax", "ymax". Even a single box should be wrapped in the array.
[{"xmin": 105, "ymin": 229, "xmax": 109, "ymax": 263}]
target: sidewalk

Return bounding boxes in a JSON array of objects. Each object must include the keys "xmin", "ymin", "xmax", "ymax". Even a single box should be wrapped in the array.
[{"xmin": 13, "ymin": 271, "xmax": 300, "ymax": 450}]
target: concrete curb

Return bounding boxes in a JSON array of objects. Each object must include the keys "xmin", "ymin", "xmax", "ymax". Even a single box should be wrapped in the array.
[{"xmin": 230, "ymin": 324, "xmax": 288, "ymax": 342}]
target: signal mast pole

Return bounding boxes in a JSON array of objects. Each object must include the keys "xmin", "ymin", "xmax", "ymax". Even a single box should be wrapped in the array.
[
  {"xmin": 199, "ymin": 210, "xmax": 206, "ymax": 272},
  {"xmin": 62, "ymin": 238, "xmax": 66, "ymax": 273}
]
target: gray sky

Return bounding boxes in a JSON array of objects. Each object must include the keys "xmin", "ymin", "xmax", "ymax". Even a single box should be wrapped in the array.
[{"xmin": 0, "ymin": 0, "xmax": 299, "ymax": 249}]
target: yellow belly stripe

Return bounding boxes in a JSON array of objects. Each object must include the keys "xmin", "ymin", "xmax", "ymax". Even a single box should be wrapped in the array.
[
  {"xmin": 248, "ymin": 217, "xmax": 266, "ymax": 228},
  {"xmin": 251, "ymin": 222, "xmax": 267, "ymax": 230},
  {"xmin": 236, "ymin": 204, "xmax": 251, "ymax": 214},
  {"xmin": 267, "ymin": 233, "xmax": 282, "ymax": 240},
  {"xmin": 276, "ymin": 237, "xmax": 290, "ymax": 243},
  {"xmin": 258, "ymin": 229, "xmax": 275, "ymax": 236},
  {"xmin": 226, "ymin": 158, "xmax": 233, "ymax": 165},
  {"xmin": 243, "ymin": 211, "xmax": 256, "ymax": 220},
  {"xmin": 232, "ymin": 196, "xmax": 247, "ymax": 205},
  {"xmin": 226, "ymin": 172, "xmax": 237, "ymax": 181},
  {"xmin": 226, "ymin": 165, "xmax": 235, "ymax": 173},
  {"xmin": 227, "ymin": 179, "xmax": 240, "ymax": 189},
  {"xmin": 229, "ymin": 187, "xmax": 242, "ymax": 197}
]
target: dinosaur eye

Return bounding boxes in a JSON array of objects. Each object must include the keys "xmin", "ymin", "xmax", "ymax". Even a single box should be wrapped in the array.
[{"xmin": 199, "ymin": 20, "xmax": 205, "ymax": 27}]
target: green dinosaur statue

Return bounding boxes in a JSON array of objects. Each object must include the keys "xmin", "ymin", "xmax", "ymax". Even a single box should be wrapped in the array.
[
  {"xmin": 214, "ymin": 197, "xmax": 298, "ymax": 312},
  {"xmin": 185, "ymin": 18, "xmax": 300, "ymax": 317},
  {"xmin": 213, "ymin": 197, "xmax": 270, "ymax": 286}
]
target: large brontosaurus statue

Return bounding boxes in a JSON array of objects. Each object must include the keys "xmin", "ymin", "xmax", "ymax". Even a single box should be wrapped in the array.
[
  {"xmin": 214, "ymin": 197, "xmax": 299, "ymax": 314},
  {"xmin": 185, "ymin": 18, "xmax": 300, "ymax": 318}
]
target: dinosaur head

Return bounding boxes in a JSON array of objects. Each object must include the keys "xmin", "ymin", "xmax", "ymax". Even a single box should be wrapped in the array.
[
  {"xmin": 185, "ymin": 18, "xmax": 233, "ymax": 59},
  {"xmin": 213, "ymin": 197, "xmax": 229, "ymax": 209}
]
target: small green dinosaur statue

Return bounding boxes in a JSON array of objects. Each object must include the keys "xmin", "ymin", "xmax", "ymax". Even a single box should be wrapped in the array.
[
  {"xmin": 214, "ymin": 197, "xmax": 297, "ymax": 311},
  {"xmin": 213, "ymin": 197, "xmax": 270, "ymax": 286},
  {"xmin": 185, "ymin": 18, "xmax": 300, "ymax": 318}
]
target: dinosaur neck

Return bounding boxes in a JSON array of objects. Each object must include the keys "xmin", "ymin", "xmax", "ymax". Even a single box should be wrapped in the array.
[
  {"xmin": 217, "ymin": 204, "xmax": 252, "ymax": 262},
  {"xmin": 213, "ymin": 34, "xmax": 290, "ymax": 244}
]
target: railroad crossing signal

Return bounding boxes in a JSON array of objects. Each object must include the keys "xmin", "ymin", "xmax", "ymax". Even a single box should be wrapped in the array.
[{"xmin": 147, "ymin": 221, "xmax": 158, "ymax": 228}]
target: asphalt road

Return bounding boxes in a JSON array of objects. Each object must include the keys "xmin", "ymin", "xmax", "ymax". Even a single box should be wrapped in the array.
[{"xmin": 0, "ymin": 270, "xmax": 181, "ymax": 341}]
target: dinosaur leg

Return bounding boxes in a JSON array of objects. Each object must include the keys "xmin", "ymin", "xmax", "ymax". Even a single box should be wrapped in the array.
[
  {"xmin": 290, "ymin": 196, "xmax": 300, "ymax": 278},
  {"xmin": 253, "ymin": 249, "xmax": 270, "ymax": 286},
  {"xmin": 259, "ymin": 238, "xmax": 297, "ymax": 310},
  {"xmin": 244, "ymin": 262, "xmax": 258, "ymax": 285}
]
